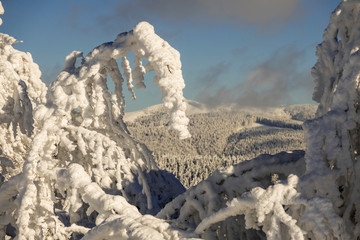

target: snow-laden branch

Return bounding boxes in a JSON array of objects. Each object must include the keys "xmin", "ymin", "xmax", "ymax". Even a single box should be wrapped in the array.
[
  {"xmin": 56, "ymin": 164, "xmax": 199, "ymax": 239},
  {"xmin": 56, "ymin": 21, "xmax": 190, "ymax": 139},
  {"xmin": 157, "ymin": 151, "xmax": 306, "ymax": 239},
  {"xmin": 195, "ymin": 174, "xmax": 347, "ymax": 240},
  {"xmin": 195, "ymin": 175, "xmax": 303, "ymax": 239},
  {"xmin": 131, "ymin": 22, "xmax": 190, "ymax": 139}
]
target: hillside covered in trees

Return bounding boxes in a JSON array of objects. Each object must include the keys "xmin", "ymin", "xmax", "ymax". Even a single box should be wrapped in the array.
[{"xmin": 125, "ymin": 104, "xmax": 316, "ymax": 187}]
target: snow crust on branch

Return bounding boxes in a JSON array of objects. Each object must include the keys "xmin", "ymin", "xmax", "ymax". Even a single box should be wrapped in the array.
[{"xmin": 132, "ymin": 22, "xmax": 190, "ymax": 139}]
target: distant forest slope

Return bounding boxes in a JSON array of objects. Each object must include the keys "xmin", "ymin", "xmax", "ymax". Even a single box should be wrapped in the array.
[{"xmin": 125, "ymin": 102, "xmax": 317, "ymax": 188}]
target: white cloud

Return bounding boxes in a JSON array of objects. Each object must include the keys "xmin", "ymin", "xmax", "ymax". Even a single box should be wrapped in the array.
[
  {"xmin": 67, "ymin": 0, "xmax": 302, "ymax": 31},
  {"xmin": 196, "ymin": 47, "xmax": 314, "ymax": 108},
  {"xmin": 198, "ymin": 0, "xmax": 300, "ymax": 25}
]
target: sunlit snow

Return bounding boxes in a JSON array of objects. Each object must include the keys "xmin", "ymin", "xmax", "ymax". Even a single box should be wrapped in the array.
[{"xmin": 0, "ymin": 0, "xmax": 360, "ymax": 239}]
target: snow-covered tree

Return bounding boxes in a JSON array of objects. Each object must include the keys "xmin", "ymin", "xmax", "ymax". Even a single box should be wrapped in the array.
[
  {"xmin": 0, "ymin": 3, "xmax": 47, "ymax": 183},
  {"xmin": 0, "ymin": 5, "xmax": 191, "ymax": 237},
  {"xmin": 303, "ymin": 0, "xmax": 360, "ymax": 237}
]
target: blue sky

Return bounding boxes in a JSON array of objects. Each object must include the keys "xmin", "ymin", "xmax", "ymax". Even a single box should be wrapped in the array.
[{"xmin": 1, "ymin": 0, "xmax": 340, "ymax": 111}]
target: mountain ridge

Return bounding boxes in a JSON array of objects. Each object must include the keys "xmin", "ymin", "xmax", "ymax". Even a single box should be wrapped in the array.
[
  {"xmin": 125, "ymin": 101, "xmax": 317, "ymax": 187},
  {"xmin": 124, "ymin": 99, "xmax": 317, "ymax": 122}
]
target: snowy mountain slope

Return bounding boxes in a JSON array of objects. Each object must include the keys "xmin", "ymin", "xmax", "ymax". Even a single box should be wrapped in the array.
[{"xmin": 126, "ymin": 104, "xmax": 316, "ymax": 187}]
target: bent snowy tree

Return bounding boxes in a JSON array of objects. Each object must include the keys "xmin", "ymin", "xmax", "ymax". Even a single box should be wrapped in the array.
[{"xmin": 0, "ymin": 19, "xmax": 192, "ymax": 239}]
